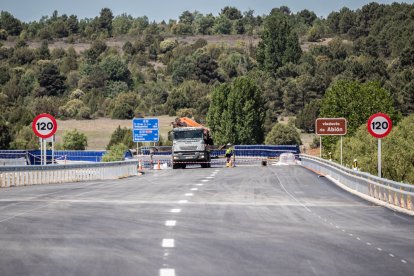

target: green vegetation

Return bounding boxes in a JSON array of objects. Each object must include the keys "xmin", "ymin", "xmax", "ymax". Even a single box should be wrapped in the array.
[
  {"xmin": 0, "ymin": 4, "xmax": 413, "ymax": 182},
  {"xmin": 102, "ymin": 143, "xmax": 128, "ymax": 162},
  {"xmin": 106, "ymin": 126, "xmax": 134, "ymax": 149},
  {"xmin": 207, "ymin": 76, "xmax": 265, "ymax": 145},
  {"xmin": 335, "ymin": 114, "xmax": 414, "ymax": 184},
  {"xmin": 265, "ymin": 123, "xmax": 302, "ymax": 145},
  {"xmin": 62, "ymin": 129, "xmax": 88, "ymax": 150}
]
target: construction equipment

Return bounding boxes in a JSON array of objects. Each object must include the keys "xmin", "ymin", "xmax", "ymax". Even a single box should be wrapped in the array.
[{"xmin": 170, "ymin": 117, "xmax": 213, "ymax": 169}]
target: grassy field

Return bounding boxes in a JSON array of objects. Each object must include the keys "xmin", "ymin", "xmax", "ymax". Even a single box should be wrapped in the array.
[
  {"xmin": 56, "ymin": 116, "xmax": 176, "ymax": 150},
  {"xmin": 55, "ymin": 115, "xmax": 317, "ymax": 152}
]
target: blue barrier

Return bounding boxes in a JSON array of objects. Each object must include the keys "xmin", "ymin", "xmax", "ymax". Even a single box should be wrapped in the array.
[
  {"xmin": 139, "ymin": 145, "xmax": 300, "ymax": 158},
  {"xmin": 0, "ymin": 150, "xmax": 27, "ymax": 159},
  {"xmin": 0, "ymin": 150, "xmax": 133, "ymax": 165}
]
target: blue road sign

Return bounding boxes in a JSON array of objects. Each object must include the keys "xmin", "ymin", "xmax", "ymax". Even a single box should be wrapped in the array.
[
  {"xmin": 132, "ymin": 118, "xmax": 159, "ymax": 142},
  {"xmin": 132, "ymin": 118, "xmax": 159, "ymax": 130}
]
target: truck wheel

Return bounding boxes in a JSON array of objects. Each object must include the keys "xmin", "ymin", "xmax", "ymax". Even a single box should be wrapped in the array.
[
  {"xmin": 173, "ymin": 163, "xmax": 179, "ymax": 169},
  {"xmin": 181, "ymin": 164, "xmax": 186, "ymax": 169}
]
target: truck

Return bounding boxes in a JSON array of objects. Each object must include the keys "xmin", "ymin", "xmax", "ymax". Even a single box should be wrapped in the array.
[{"xmin": 170, "ymin": 117, "xmax": 213, "ymax": 169}]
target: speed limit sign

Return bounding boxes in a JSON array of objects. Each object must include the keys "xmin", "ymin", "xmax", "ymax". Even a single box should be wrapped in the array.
[
  {"xmin": 367, "ymin": 113, "xmax": 392, "ymax": 139},
  {"xmin": 32, "ymin": 113, "xmax": 58, "ymax": 139}
]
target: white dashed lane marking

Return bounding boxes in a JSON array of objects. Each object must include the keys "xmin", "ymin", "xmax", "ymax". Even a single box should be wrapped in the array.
[
  {"xmin": 178, "ymin": 200, "xmax": 188, "ymax": 204},
  {"xmin": 201, "ymin": 179, "xmax": 209, "ymax": 182},
  {"xmin": 184, "ymin": 193, "xmax": 193, "ymax": 196},
  {"xmin": 206, "ymin": 176, "xmax": 214, "ymax": 179},
  {"xmin": 160, "ymin": 268, "xmax": 175, "ymax": 276},
  {"xmin": 162, "ymin": 239, "xmax": 175, "ymax": 248},
  {"xmin": 191, "ymin": 188, "xmax": 198, "ymax": 191},
  {"xmin": 170, "ymin": 209, "xmax": 181, "ymax": 213},
  {"xmin": 314, "ymin": 214, "xmax": 409, "ymax": 265},
  {"xmin": 196, "ymin": 184, "xmax": 204, "ymax": 186},
  {"xmin": 165, "ymin": 220, "xmax": 176, "ymax": 227}
]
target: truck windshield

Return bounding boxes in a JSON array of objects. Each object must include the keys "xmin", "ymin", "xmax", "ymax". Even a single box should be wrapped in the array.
[{"xmin": 174, "ymin": 130, "xmax": 203, "ymax": 140}]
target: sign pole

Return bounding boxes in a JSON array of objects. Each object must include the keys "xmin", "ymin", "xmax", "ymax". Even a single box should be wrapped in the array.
[
  {"xmin": 43, "ymin": 138, "xmax": 47, "ymax": 165},
  {"xmin": 40, "ymin": 138, "xmax": 43, "ymax": 165},
  {"xmin": 340, "ymin": 136, "xmax": 343, "ymax": 166},
  {"xmin": 51, "ymin": 135, "xmax": 55, "ymax": 165},
  {"xmin": 367, "ymin": 113, "xmax": 392, "ymax": 178},
  {"xmin": 319, "ymin": 136, "xmax": 322, "ymax": 158},
  {"xmin": 378, "ymin": 138, "xmax": 381, "ymax": 178}
]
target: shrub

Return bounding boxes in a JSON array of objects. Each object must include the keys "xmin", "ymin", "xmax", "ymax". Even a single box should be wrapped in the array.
[
  {"xmin": 265, "ymin": 123, "xmax": 302, "ymax": 145},
  {"xmin": 62, "ymin": 129, "xmax": 88, "ymax": 150},
  {"xmin": 102, "ymin": 143, "xmax": 128, "ymax": 162}
]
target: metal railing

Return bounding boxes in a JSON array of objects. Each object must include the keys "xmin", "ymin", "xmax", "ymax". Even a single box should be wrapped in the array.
[
  {"xmin": 0, "ymin": 160, "xmax": 139, "ymax": 188},
  {"xmin": 300, "ymin": 154, "xmax": 414, "ymax": 211}
]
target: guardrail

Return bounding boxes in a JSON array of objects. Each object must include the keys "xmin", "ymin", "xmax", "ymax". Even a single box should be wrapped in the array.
[
  {"xmin": 0, "ymin": 160, "xmax": 139, "ymax": 188},
  {"xmin": 300, "ymin": 154, "xmax": 414, "ymax": 212}
]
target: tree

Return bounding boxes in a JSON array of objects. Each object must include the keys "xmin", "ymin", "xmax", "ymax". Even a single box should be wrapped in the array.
[
  {"xmin": 213, "ymin": 16, "xmax": 232, "ymax": 34},
  {"xmin": 257, "ymin": 11, "xmax": 302, "ymax": 73},
  {"xmin": 320, "ymin": 80, "xmax": 397, "ymax": 154},
  {"xmin": 99, "ymin": 55, "xmax": 132, "ymax": 85},
  {"xmin": 99, "ymin": 8, "xmax": 114, "ymax": 36},
  {"xmin": 36, "ymin": 62, "xmax": 66, "ymax": 97},
  {"xmin": 221, "ymin": 7, "xmax": 242, "ymax": 20},
  {"xmin": 320, "ymin": 80, "xmax": 397, "ymax": 135},
  {"xmin": 265, "ymin": 123, "xmax": 302, "ymax": 145},
  {"xmin": 102, "ymin": 143, "xmax": 128, "ymax": 162},
  {"xmin": 84, "ymin": 40, "xmax": 107, "ymax": 63},
  {"xmin": 0, "ymin": 11, "xmax": 22, "ymax": 36},
  {"xmin": 382, "ymin": 114, "xmax": 414, "ymax": 184},
  {"xmin": 207, "ymin": 76, "xmax": 266, "ymax": 145},
  {"xmin": 295, "ymin": 99, "xmax": 322, "ymax": 132},
  {"xmin": 10, "ymin": 126, "xmax": 38, "ymax": 149},
  {"xmin": 106, "ymin": 126, "xmax": 134, "ymax": 149},
  {"xmin": 0, "ymin": 120, "xmax": 12, "ymax": 149},
  {"xmin": 193, "ymin": 53, "xmax": 220, "ymax": 84},
  {"xmin": 62, "ymin": 129, "xmax": 88, "ymax": 150}
]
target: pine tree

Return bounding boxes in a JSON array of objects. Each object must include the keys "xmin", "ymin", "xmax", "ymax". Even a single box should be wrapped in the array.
[{"xmin": 256, "ymin": 11, "xmax": 301, "ymax": 74}]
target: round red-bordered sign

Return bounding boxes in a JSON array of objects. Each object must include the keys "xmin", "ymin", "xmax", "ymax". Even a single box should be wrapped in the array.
[
  {"xmin": 32, "ymin": 113, "xmax": 58, "ymax": 139},
  {"xmin": 367, "ymin": 113, "xmax": 392, "ymax": 139}
]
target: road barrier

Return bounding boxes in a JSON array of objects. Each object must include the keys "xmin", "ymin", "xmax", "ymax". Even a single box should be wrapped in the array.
[
  {"xmin": 300, "ymin": 154, "xmax": 414, "ymax": 212},
  {"xmin": 0, "ymin": 160, "xmax": 139, "ymax": 188}
]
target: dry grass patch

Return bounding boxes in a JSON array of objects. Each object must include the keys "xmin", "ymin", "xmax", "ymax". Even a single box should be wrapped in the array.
[{"xmin": 56, "ymin": 116, "xmax": 176, "ymax": 150}]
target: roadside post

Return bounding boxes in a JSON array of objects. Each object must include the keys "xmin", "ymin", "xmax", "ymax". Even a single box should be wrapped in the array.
[
  {"xmin": 32, "ymin": 114, "xmax": 58, "ymax": 165},
  {"xmin": 367, "ymin": 113, "xmax": 392, "ymax": 178},
  {"xmin": 315, "ymin": 118, "xmax": 347, "ymax": 165}
]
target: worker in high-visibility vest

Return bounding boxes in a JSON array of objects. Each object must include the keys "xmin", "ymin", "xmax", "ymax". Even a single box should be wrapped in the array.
[
  {"xmin": 225, "ymin": 144, "xmax": 234, "ymax": 167},
  {"xmin": 353, "ymin": 159, "xmax": 358, "ymax": 171}
]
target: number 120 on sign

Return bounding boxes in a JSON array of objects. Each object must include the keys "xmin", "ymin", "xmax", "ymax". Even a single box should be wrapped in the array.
[{"xmin": 367, "ymin": 113, "xmax": 392, "ymax": 139}]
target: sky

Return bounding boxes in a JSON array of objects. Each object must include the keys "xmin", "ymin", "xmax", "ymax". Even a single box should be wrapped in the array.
[{"xmin": 0, "ymin": 0, "xmax": 412, "ymax": 22}]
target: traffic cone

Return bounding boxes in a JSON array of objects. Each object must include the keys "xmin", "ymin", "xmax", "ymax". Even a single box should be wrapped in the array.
[
  {"xmin": 157, "ymin": 160, "xmax": 161, "ymax": 170},
  {"xmin": 138, "ymin": 160, "xmax": 143, "ymax": 171}
]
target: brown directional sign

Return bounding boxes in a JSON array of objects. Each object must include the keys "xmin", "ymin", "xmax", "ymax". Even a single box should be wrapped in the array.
[{"xmin": 315, "ymin": 118, "xmax": 347, "ymax": 136}]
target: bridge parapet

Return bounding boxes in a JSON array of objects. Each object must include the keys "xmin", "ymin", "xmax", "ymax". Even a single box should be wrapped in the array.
[
  {"xmin": 0, "ymin": 160, "xmax": 138, "ymax": 188},
  {"xmin": 300, "ymin": 154, "xmax": 414, "ymax": 213}
]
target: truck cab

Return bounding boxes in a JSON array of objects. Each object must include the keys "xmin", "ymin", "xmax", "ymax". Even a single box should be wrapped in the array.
[{"xmin": 171, "ymin": 127, "xmax": 212, "ymax": 169}]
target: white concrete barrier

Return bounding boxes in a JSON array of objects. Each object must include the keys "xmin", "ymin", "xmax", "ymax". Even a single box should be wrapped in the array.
[{"xmin": 0, "ymin": 160, "xmax": 138, "ymax": 187}]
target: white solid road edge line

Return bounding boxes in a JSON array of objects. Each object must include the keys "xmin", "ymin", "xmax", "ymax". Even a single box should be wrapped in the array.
[
  {"xmin": 324, "ymin": 175, "xmax": 414, "ymax": 216},
  {"xmin": 160, "ymin": 268, "xmax": 175, "ymax": 276}
]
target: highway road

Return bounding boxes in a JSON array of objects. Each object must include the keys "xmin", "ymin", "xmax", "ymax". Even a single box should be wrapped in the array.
[{"xmin": 0, "ymin": 165, "xmax": 413, "ymax": 276}]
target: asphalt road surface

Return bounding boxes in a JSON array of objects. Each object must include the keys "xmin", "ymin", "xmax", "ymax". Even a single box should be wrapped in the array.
[{"xmin": 0, "ymin": 165, "xmax": 413, "ymax": 276}]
